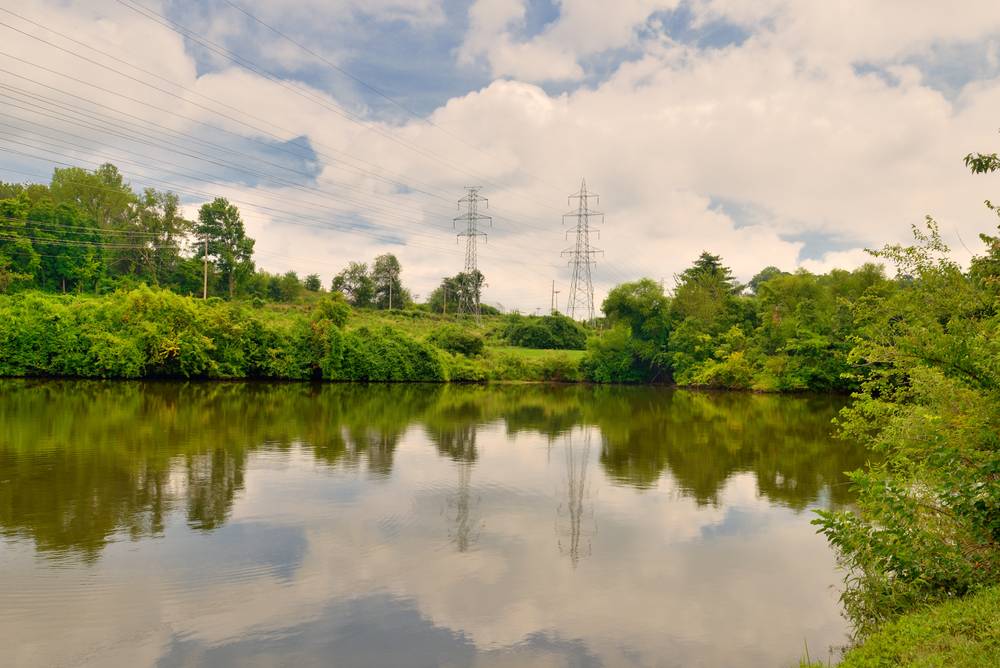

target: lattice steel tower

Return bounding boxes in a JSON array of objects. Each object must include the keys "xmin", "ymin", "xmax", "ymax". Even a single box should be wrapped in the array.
[
  {"xmin": 562, "ymin": 179, "xmax": 603, "ymax": 322},
  {"xmin": 453, "ymin": 187, "xmax": 491, "ymax": 318}
]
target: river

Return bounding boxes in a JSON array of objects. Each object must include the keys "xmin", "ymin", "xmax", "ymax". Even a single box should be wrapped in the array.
[{"xmin": 0, "ymin": 380, "xmax": 863, "ymax": 667}]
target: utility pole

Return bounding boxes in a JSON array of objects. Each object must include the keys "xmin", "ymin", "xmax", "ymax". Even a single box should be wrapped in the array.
[
  {"xmin": 551, "ymin": 280, "xmax": 561, "ymax": 314},
  {"xmin": 202, "ymin": 237, "xmax": 208, "ymax": 300},
  {"xmin": 561, "ymin": 179, "xmax": 604, "ymax": 322},
  {"xmin": 453, "ymin": 187, "xmax": 491, "ymax": 321}
]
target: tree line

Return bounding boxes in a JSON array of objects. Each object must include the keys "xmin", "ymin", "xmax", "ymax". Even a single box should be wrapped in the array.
[{"xmin": 0, "ymin": 163, "xmax": 412, "ymax": 306}]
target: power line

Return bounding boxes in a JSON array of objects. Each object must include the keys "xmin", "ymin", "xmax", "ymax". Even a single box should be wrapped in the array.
[
  {"xmin": 110, "ymin": 0, "xmax": 562, "ymax": 214},
  {"xmin": 215, "ymin": 0, "xmax": 569, "ymax": 195},
  {"xmin": 0, "ymin": 22, "xmax": 636, "ymax": 285}
]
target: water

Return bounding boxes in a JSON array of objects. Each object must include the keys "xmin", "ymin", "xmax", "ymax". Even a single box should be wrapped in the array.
[{"xmin": 0, "ymin": 380, "xmax": 864, "ymax": 667}]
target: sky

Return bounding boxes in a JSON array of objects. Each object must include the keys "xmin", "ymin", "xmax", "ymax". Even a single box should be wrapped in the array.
[{"xmin": 2, "ymin": 0, "xmax": 1000, "ymax": 313}]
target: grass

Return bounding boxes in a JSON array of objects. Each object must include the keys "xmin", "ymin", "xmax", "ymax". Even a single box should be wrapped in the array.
[
  {"xmin": 486, "ymin": 345, "xmax": 587, "ymax": 361},
  {"xmin": 800, "ymin": 586, "xmax": 1000, "ymax": 667}
]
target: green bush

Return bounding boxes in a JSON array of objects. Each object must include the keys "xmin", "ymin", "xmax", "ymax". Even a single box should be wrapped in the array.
[
  {"xmin": 537, "ymin": 354, "xmax": 581, "ymax": 382},
  {"xmin": 813, "ymin": 222, "xmax": 1000, "ymax": 639},
  {"xmin": 336, "ymin": 326, "xmax": 445, "ymax": 382},
  {"xmin": 503, "ymin": 314, "xmax": 587, "ymax": 350},
  {"xmin": 0, "ymin": 288, "xmax": 446, "ymax": 382},
  {"xmin": 427, "ymin": 324, "xmax": 485, "ymax": 356},
  {"xmin": 581, "ymin": 325, "xmax": 651, "ymax": 383}
]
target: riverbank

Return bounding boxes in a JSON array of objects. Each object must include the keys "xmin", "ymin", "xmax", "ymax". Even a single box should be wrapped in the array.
[
  {"xmin": 0, "ymin": 288, "xmax": 590, "ymax": 383},
  {"xmin": 802, "ymin": 586, "xmax": 1000, "ymax": 667}
]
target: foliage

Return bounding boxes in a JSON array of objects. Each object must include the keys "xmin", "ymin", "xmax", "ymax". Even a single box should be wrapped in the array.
[
  {"xmin": 812, "ymin": 219, "xmax": 1000, "ymax": 639},
  {"xmin": 427, "ymin": 271, "xmax": 492, "ymax": 314},
  {"xmin": 371, "ymin": 253, "xmax": 409, "ymax": 309},
  {"xmin": 332, "ymin": 326, "xmax": 445, "ymax": 382},
  {"xmin": 195, "ymin": 197, "xmax": 255, "ymax": 298},
  {"xmin": 502, "ymin": 313, "xmax": 587, "ymax": 350},
  {"xmin": 427, "ymin": 324, "xmax": 486, "ymax": 356},
  {"xmin": 0, "ymin": 287, "xmax": 451, "ymax": 382},
  {"xmin": 332, "ymin": 261, "xmax": 375, "ymax": 307},
  {"xmin": 304, "ymin": 273, "xmax": 322, "ymax": 291},
  {"xmin": 581, "ymin": 324, "xmax": 650, "ymax": 383},
  {"xmin": 585, "ymin": 255, "xmax": 890, "ymax": 389},
  {"xmin": 332, "ymin": 254, "xmax": 412, "ymax": 309}
]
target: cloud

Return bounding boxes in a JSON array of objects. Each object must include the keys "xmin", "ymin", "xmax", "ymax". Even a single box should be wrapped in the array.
[
  {"xmin": 459, "ymin": 0, "xmax": 684, "ymax": 82},
  {"xmin": 2, "ymin": 0, "xmax": 1000, "ymax": 314}
]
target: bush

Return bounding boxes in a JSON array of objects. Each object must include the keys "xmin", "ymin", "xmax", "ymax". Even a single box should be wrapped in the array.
[
  {"xmin": 537, "ymin": 354, "xmax": 581, "ymax": 382},
  {"xmin": 581, "ymin": 325, "xmax": 651, "ymax": 383},
  {"xmin": 311, "ymin": 293, "xmax": 350, "ymax": 328},
  {"xmin": 427, "ymin": 324, "xmax": 485, "ymax": 356},
  {"xmin": 503, "ymin": 314, "xmax": 587, "ymax": 350},
  {"xmin": 335, "ymin": 326, "xmax": 445, "ymax": 382}
]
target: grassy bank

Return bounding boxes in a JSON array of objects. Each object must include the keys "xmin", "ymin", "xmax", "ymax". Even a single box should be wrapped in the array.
[
  {"xmin": 802, "ymin": 586, "xmax": 1000, "ymax": 667},
  {"xmin": 0, "ymin": 288, "xmax": 589, "ymax": 383}
]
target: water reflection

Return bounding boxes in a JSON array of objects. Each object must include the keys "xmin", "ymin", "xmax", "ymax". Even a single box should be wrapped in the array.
[
  {"xmin": 0, "ymin": 380, "xmax": 861, "ymax": 667},
  {"xmin": 557, "ymin": 430, "xmax": 595, "ymax": 567}
]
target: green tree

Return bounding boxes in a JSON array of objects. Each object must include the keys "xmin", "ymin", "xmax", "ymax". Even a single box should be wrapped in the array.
[
  {"xmin": 814, "ymin": 218, "xmax": 1000, "ymax": 639},
  {"xmin": 130, "ymin": 189, "xmax": 191, "ymax": 286},
  {"xmin": 668, "ymin": 253, "xmax": 746, "ymax": 381},
  {"xmin": 195, "ymin": 198, "xmax": 255, "ymax": 298},
  {"xmin": 49, "ymin": 164, "xmax": 136, "ymax": 231},
  {"xmin": 277, "ymin": 271, "xmax": 302, "ymax": 302},
  {"xmin": 332, "ymin": 261, "xmax": 374, "ymax": 307},
  {"xmin": 371, "ymin": 253, "xmax": 406, "ymax": 309},
  {"xmin": 748, "ymin": 265, "xmax": 786, "ymax": 294},
  {"xmin": 304, "ymin": 273, "xmax": 322, "ymax": 292},
  {"xmin": 427, "ymin": 275, "xmax": 462, "ymax": 314}
]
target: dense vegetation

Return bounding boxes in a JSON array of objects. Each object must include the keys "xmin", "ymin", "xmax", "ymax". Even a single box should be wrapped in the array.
[
  {"xmin": 585, "ymin": 256, "xmax": 891, "ymax": 389},
  {"xmin": 810, "ymin": 229, "xmax": 999, "ymax": 645}
]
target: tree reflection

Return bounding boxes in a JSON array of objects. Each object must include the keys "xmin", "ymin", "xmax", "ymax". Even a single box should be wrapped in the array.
[{"xmin": 0, "ymin": 380, "xmax": 864, "ymax": 559}]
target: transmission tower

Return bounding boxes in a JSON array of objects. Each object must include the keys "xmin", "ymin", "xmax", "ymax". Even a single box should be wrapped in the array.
[
  {"xmin": 561, "ymin": 179, "xmax": 604, "ymax": 322},
  {"xmin": 453, "ymin": 187, "xmax": 491, "ymax": 319}
]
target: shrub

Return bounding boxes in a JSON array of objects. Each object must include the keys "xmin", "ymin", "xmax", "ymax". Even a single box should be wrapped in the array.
[
  {"xmin": 503, "ymin": 314, "xmax": 587, "ymax": 350},
  {"xmin": 537, "ymin": 354, "xmax": 581, "ymax": 382},
  {"xmin": 338, "ymin": 326, "xmax": 445, "ymax": 381},
  {"xmin": 581, "ymin": 325, "xmax": 650, "ymax": 383},
  {"xmin": 311, "ymin": 293, "xmax": 350, "ymax": 328},
  {"xmin": 427, "ymin": 324, "xmax": 485, "ymax": 356}
]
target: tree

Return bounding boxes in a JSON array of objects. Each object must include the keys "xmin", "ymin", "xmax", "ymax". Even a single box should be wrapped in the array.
[
  {"xmin": 814, "ymin": 219, "xmax": 1000, "ymax": 638},
  {"xmin": 277, "ymin": 271, "xmax": 302, "ymax": 302},
  {"xmin": 748, "ymin": 266, "xmax": 786, "ymax": 294},
  {"xmin": 371, "ymin": 253, "xmax": 407, "ymax": 309},
  {"xmin": 427, "ymin": 275, "xmax": 462, "ymax": 314},
  {"xmin": 668, "ymin": 253, "xmax": 746, "ymax": 379},
  {"xmin": 332, "ymin": 262, "xmax": 374, "ymax": 307},
  {"xmin": 0, "ymin": 196, "xmax": 40, "ymax": 291},
  {"xmin": 602, "ymin": 279, "xmax": 671, "ymax": 342},
  {"xmin": 304, "ymin": 273, "xmax": 322, "ymax": 292},
  {"xmin": 130, "ymin": 189, "xmax": 191, "ymax": 286},
  {"xmin": 49, "ymin": 163, "xmax": 135, "ymax": 230},
  {"xmin": 195, "ymin": 198, "xmax": 255, "ymax": 298}
]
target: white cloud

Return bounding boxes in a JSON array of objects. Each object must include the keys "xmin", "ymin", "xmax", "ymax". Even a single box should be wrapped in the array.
[
  {"xmin": 460, "ymin": 0, "xmax": 682, "ymax": 82},
  {"xmin": 2, "ymin": 0, "xmax": 1000, "ymax": 315}
]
